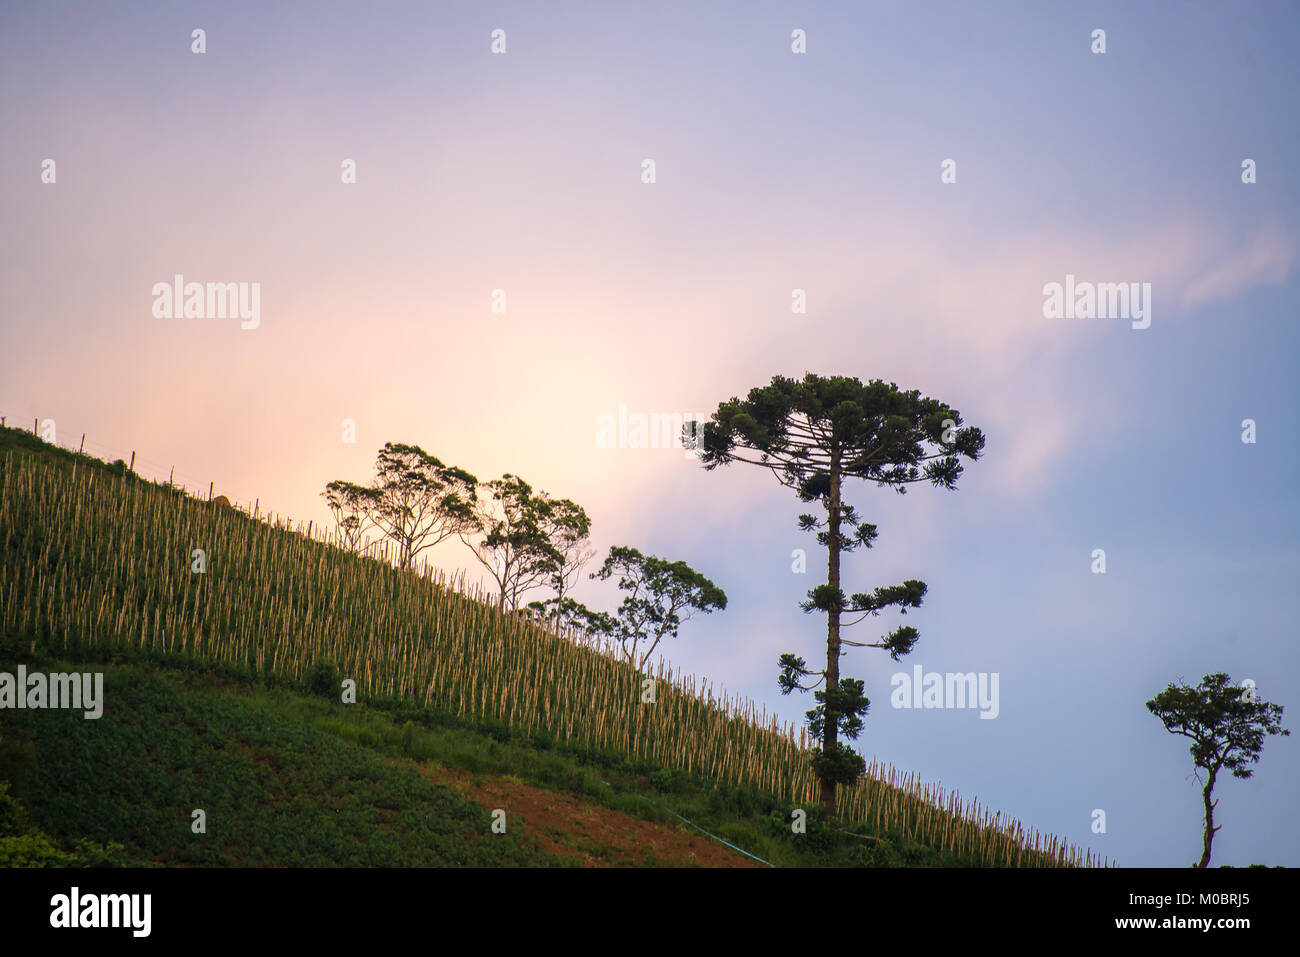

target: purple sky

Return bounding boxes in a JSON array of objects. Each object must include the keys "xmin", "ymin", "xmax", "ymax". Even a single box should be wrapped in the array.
[{"xmin": 3, "ymin": 1, "xmax": 1298, "ymax": 866}]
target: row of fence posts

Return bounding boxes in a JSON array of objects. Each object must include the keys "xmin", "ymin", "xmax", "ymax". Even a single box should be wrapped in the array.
[{"xmin": 8, "ymin": 415, "xmax": 233, "ymax": 509}]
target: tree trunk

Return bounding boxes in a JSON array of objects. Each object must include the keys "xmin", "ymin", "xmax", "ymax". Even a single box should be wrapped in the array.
[
  {"xmin": 820, "ymin": 450, "xmax": 843, "ymax": 820},
  {"xmin": 1197, "ymin": 768, "xmax": 1220, "ymax": 868}
]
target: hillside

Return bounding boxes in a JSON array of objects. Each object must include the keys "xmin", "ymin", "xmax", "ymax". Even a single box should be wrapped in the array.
[
  {"xmin": 0, "ymin": 425, "xmax": 1101, "ymax": 867},
  {"xmin": 2, "ymin": 663, "xmax": 773, "ymax": 866}
]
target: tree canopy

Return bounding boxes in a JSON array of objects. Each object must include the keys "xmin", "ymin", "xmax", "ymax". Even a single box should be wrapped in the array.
[
  {"xmin": 591, "ymin": 545, "xmax": 727, "ymax": 671},
  {"xmin": 324, "ymin": 443, "xmax": 477, "ymax": 569},
  {"xmin": 698, "ymin": 373, "xmax": 984, "ymax": 818},
  {"xmin": 1147, "ymin": 673, "xmax": 1289, "ymax": 867}
]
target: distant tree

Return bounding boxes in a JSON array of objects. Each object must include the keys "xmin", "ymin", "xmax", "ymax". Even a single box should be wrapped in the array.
[
  {"xmin": 592, "ymin": 545, "xmax": 726, "ymax": 671},
  {"xmin": 1147, "ymin": 673, "xmax": 1289, "ymax": 868},
  {"xmin": 538, "ymin": 495, "xmax": 596, "ymax": 609},
  {"xmin": 462, "ymin": 478, "xmax": 595, "ymax": 615},
  {"xmin": 321, "ymin": 480, "xmax": 376, "ymax": 553},
  {"xmin": 462, "ymin": 474, "xmax": 561, "ymax": 613},
  {"xmin": 695, "ymin": 373, "xmax": 984, "ymax": 819},
  {"xmin": 329, "ymin": 442, "xmax": 477, "ymax": 570},
  {"xmin": 525, "ymin": 596, "xmax": 615, "ymax": 638}
]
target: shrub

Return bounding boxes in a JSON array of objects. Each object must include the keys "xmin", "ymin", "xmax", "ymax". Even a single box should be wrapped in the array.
[
  {"xmin": 852, "ymin": 838, "xmax": 901, "ymax": 868},
  {"xmin": 0, "ymin": 781, "xmax": 126, "ymax": 867},
  {"xmin": 305, "ymin": 659, "xmax": 340, "ymax": 699},
  {"xmin": 0, "ymin": 832, "xmax": 73, "ymax": 867}
]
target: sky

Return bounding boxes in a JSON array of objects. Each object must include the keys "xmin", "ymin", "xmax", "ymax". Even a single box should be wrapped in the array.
[{"xmin": 2, "ymin": 1, "xmax": 1298, "ymax": 867}]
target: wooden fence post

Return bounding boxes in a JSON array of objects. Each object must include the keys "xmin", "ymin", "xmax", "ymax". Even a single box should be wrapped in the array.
[{"xmin": 129, "ymin": 451, "xmax": 135, "ymax": 471}]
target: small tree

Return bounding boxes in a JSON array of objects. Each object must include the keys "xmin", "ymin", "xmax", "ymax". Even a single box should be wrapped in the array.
[
  {"xmin": 1146, "ymin": 673, "xmax": 1289, "ymax": 868},
  {"xmin": 462, "ymin": 474, "xmax": 560, "ymax": 612},
  {"xmin": 526, "ymin": 596, "xmax": 615, "ymax": 638},
  {"xmin": 539, "ymin": 495, "xmax": 596, "ymax": 609},
  {"xmin": 696, "ymin": 373, "xmax": 984, "ymax": 819},
  {"xmin": 321, "ymin": 480, "xmax": 376, "ymax": 553},
  {"xmin": 462, "ymin": 478, "xmax": 595, "ymax": 615},
  {"xmin": 592, "ymin": 545, "xmax": 726, "ymax": 670},
  {"xmin": 338, "ymin": 443, "xmax": 478, "ymax": 571}
]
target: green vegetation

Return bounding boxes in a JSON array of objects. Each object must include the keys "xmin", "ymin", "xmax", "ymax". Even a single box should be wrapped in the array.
[
  {"xmin": 2, "ymin": 660, "xmax": 1024, "ymax": 867},
  {"xmin": 0, "ymin": 424, "xmax": 1100, "ymax": 866},
  {"xmin": 697, "ymin": 373, "xmax": 985, "ymax": 819},
  {"xmin": 1, "ymin": 664, "xmax": 557, "ymax": 866},
  {"xmin": 1147, "ymin": 673, "xmax": 1289, "ymax": 868},
  {"xmin": 588, "ymin": 544, "xmax": 728, "ymax": 669}
]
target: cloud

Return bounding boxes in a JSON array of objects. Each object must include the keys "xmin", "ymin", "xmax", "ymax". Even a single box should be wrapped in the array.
[{"xmin": 1181, "ymin": 223, "xmax": 1295, "ymax": 307}]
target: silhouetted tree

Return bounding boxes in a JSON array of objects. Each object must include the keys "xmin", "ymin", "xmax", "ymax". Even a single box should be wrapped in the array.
[
  {"xmin": 526, "ymin": 595, "xmax": 615, "ymax": 638},
  {"xmin": 592, "ymin": 545, "xmax": 726, "ymax": 670},
  {"xmin": 1147, "ymin": 673, "xmax": 1289, "ymax": 868},
  {"xmin": 539, "ymin": 495, "xmax": 596, "ymax": 610},
  {"xmin": 462, "ymin": 474, "xmax": 562, "ymax": 612},
  {"xmin": 696, "ymin": 374, "xmax": 984, "ymax": 819},
  {"xmin": 327, "ymin": 443, "xmax": 477, "ymax": 570},
  {"xmin": 321, "ymin": 480, "xmax": 376, "ymax": 553}
]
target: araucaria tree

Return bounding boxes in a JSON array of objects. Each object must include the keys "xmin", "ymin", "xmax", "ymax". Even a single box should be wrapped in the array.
[
  {"xmin": 592, "ymin": 546, "xmax": 726, "ymax": 671},
  {"xmin": 327, "ymin": 443, "xmax": 477, "ymax": 570},
  {"xmin": 697, "ymin": 374, "xmax": 984, "ymax": 819},
  {"xmin": 1146, "ymin": 673, "xmax": 1289, "ymax": 868}
]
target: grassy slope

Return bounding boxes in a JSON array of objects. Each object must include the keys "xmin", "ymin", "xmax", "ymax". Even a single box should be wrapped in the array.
[
  {"xmin": 1, "ymin": 661, "xmax": 890, "ymax": 867},
  {"xmin": 6, "ymin": 662, "xmax": 795, "ymax": 866},
  {"xmin": 0, "ymin": 425, "xmax": 1082, "ymax": 867},
  {"xmin": 5, "ymin": 663, "xmax": 546, "ymax": 866}
]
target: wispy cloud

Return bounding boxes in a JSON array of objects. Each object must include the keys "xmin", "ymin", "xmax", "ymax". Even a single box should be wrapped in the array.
[{"xmin": 1182, "ymin": 223, "xmax": 1295, "ymax": 307}]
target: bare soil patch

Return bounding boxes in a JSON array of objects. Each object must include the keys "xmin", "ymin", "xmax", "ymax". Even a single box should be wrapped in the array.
[{"xmin": 403, "ymin": 760, "xmax": 763, "ymax": 868}]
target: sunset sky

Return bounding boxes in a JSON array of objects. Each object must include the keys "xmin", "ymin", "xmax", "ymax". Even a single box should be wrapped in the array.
[{"xmin": 3, "ymin": 1, "xmax": 1298, "ymax": 866}]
